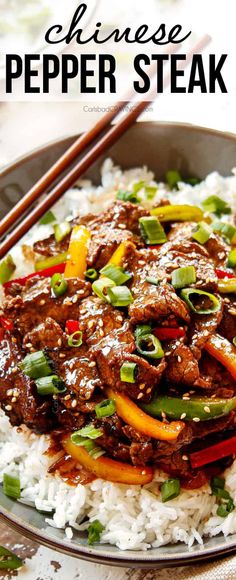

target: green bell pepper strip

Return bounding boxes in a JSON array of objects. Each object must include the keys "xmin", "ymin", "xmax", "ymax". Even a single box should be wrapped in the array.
[{"xmin": 141, "ymin": 395, "xmax": 236, "ymax": 422}]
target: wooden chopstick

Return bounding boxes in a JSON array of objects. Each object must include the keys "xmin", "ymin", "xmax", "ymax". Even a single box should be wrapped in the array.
[{"xmin": 0, "ymin": 35, "xmax": 210, "ymax": 259}]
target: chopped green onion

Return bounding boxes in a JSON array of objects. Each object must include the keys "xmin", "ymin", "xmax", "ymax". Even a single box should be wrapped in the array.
[
  {"xmin": 20, "ymin": 350, "xmax": 53, "ymax": 379},
  {"xmin": 211, "ymin": 487, "xmax": 231, "ymax": 500},
  {"xmin": 72, "ymin": 424, "xmax": 103, "ymax": 440},
  {"xmin": 0, "ymin": 546, "xmax": 23, "ymax": 570},
  {"xmin": 100, "ymin": 264, "xmax": 132, "ymax": 285},
  {"xmin": 135, "ymin": 324, "xmax": 152, "ymax": 339},
  {"xmin": 180, "ymin": 288, "xmax": 221, "ymax": 314},
  {"xmin": 192, "ymin": 221, "xmax": 212, "ymax": 244},
  {"xmin": 136, "ymin": 333, "xmax": 164, "ymax": 359},
  {"xmin": 120, "ymin": 362, "xmax": 137, "ymax": 383},
  {"xmin": 51, "ymin": 273, "xmax": 68, "ymax": 297},
  {"xmin": 132, "ymin": 180, "xmax": 145, "ymax": 194},
  {"xmin": 161, "ymin": 478, "xmax": 180, "ymax": 502},
  {"xmin": 95, "ymin": 398, "xmax": 116, "ymax": 418},
  {"xmin": 133, "ymin": 181, "xmax": 158, "ymax": 200},
  {"xmin": 107, "ymin": 285, "xmax": 133, "ymax": 307},
  {"xmin": 35, "ymin": 375, "xmax": 66, "ymax": 396},
  {"xmin": 87, "ymin": 520, "xmax": 104, "ymax": 545},
  {"xmin": 39, "ymin": 210, "xmax": 56, "ymax": 225},
  {"xmin": 85, "ymin": 268, "xmax": 98, "ymax": 281},
  {"xmin": 217, "ymin": 500, "xmax": 235, "ymax": 517},
  {"xmin": 70, "ymin": 434, "xmax": 105, "ymax": 459},
  {"xmin": 54, "ymin": 221, "xmax": 71, "ymax": 243},
  {"xmin": 35, "ymin": 252, "xmax": 68, "ymax": 271},
  {"xmin": 145, "ymin": 277, "xmax": 160, "ymax": 286},
  {"xmin": 3, "ymin": 473, "xmax": 20, "ymax": 499},
  {"xmin": 139, "ymin": 216, "xmax": 167, "ymax": 245},
  {"xmin": 233, "ymin": 337, "xmax": 236, "ymax": 347},
  {"xmin": 92, "ymin": 277, "xmax": 116, "ymax": 302},
  {"xmin": 116, "ymin": 190, "xmax": 139, "ymax": 203},
  {"xmin": 211, "ymin": 476, "xmax": 225, "ymax": 490},
  {"xmin": 211, "ymin": 220, "xmax": 236, "ymax": 244},
  {"xmin": 0, "ymin": 255, "xmax": 16, "ymax": 285},
  {"xmin": 227, "ymin": 249, "xmax": 236, "ymax": 269},
  {"xmin": 185, "ymin": 177, "xmax": 201, "ymax": 186},
  {"xmin": 171, "ymin": 266, "xmax": 196, "ymax": 289},
  {"xmin": 166, "ymin": 170, "xmax": 182, "ymax": 190},
  {"xmin": 202, "ymin": 195, "xmax": 231, "ymax": 216},
  {"xmin": 68, "ymin": 330, "xmax": 83, "ymax": 348}
]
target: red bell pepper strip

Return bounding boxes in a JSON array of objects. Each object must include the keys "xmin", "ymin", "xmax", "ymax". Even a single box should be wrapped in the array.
[
  {"xmin": 216, "ymin": 269, "xmax": 235, "ymax": 279},
  {"xmin": 205, "ymin": 333, "xmax": 236, "ymax": 381},
  {"xmin": 190, "ymin": 436, "xmax": 236, "ymax": 469},
  {"xmin": 3, "ymin": 262, "xmax": 66, "ymax": 291},
  {"xmin": 0, "ymin": 316, "xmax": 14, "ymax": 331},
  {"xmin": 65, "ymin": 320, "xmax": 80, "ymax": 335},
  {"xmin": 153, "ymin": 327, "xmax": 185, "ymax": 341}
]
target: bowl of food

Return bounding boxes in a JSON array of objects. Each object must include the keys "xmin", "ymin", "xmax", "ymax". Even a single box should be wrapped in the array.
[{"xmin": 0, "ymin": 121, "xmax": 236, "ymax": 569}]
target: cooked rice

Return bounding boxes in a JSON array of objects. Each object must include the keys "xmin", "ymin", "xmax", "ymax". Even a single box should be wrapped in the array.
[{"xmin": 1, "ymin": 159, "xmax": 236, "ymax": 551}]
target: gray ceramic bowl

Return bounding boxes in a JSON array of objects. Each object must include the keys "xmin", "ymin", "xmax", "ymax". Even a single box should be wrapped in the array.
[{"xmin": 1, "ymin": 122, "xmax": 236, "ymax": 568}]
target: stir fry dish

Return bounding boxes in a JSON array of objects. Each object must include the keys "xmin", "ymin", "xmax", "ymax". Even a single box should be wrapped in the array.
[{"xmin": 1, "ymin": 194, "xmax": 236, "ymax": 500}]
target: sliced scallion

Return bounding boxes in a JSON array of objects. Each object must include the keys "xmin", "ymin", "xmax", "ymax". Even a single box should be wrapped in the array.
[
  {"xmin": 180, "ymin": 288, "xmax": 221, "ymax": 314},
  {"xmin": 116, "ymin": 190, "xmax": 139, "ymax": 203},
  {"xmin": 136, "ymin": 333, "xmax": 164, "ymax": 359},
  {"xmin": 139, "ymin": 216, "xmax": 167, "ymax": 245},
  {"xmin": 35, "ymin": 252, "xmax": 68, "ymax": 272},
  {"xmin": 192, "ymin": 221, "xmax": 212, "ymax": 244},
  {"xmin": 212, "ymin": 220, "xmax": 236, "ymax": 244},
  {"xmin": 92, "ymin": 277, "xmax": 115, "ymax": 302},
  {"xmin": 72, "ymin": 425, "xmax": 103, "ymax": 440},
  {"xmin": 166, "ymin": 170, "xmax": 182, "ymax": 190},
  {"xmin": 0, "ymin": 546, "xmax": 23, "ymax": 570},
  {"xmin": 211, "ymin": 476, "xmax": 225, "ymax": 490},
  {"xmin": 70, "ymin": 433, "xmax": 105, "ymax": 459},
  {"xmin": 3, "ymin": 473, "xmax": 20, "ymax": 499},
  {"xmin": 0, "ymin": 255, "xmax": 16, "ymax": 285},
  {"xmin": 100, "ymin": 263, "xmax": 132, "ymax": 285},
  {"xmin": 135, "ymin": 324, "xmax": 152, "ymax": 339},
  {"xmin": 87, "ymin": 520, "xmax": 104, "ymax": 545},
  {"xmin": 227, "ymin": 249, "xmax": 236, "ymax": 269},
  {"xmin": 85, "ymin": 268, "xmax": 98, "ymax": 281},
  {"xmin": 54, "ymin": 221, "xmax": 71, "ymax": 243},
  {"xmin": 68, "ymin": 330, "xmax": 83, "ymax": 348},
  {"xmin": 161, "ymin": 478, "xmax": 180, "ymax": 502},
  {"xmin": 120, "ymin": 362, "xmax": 137, "ymax": 383},
  {"xmin": 51, "ymin": 273, "xmax": 68, "ymax": 297},
  {"xmin": 35, "ymin": 375, "xmax": 66, "ymax": 396},
  {"xmin": 95, "ymin": 399, "xmax": 116, "ymax": 418},
  {"xmin": 171, "ymin": 266, "xmax": 196, "ymax": 289},
  {"xmin": 145, "ymin": 277, "xmax": 160, "ymax": 286},
  {"xmin": 20, "ymin": 350, "xmax": 53, "ymax": 379},
  {"xmin": 202, "ymin": 195, "xmax": 231, "ymax": 216},
  {"xmin": 39, "ymin": 210, "xmax": 56, "ymax": 225},
  {"xmin": 107, "ymin": 285, "xmax": 133, "ymax": 307}
]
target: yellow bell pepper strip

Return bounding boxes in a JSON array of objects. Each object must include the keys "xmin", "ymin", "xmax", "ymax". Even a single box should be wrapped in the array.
[
  {"xmin": 205, "ymin": 333, "xmax": 236, "ymax": 381},
  {"xmin": 106, "ymin": 388, "xmax": 184, "ymax": 441},
  {"xmin": 62, "ymin": 435, "xmax": 154, "ymax": 485},
  {"xmin": 107, "ymin": 240, "xmax": 135, "ymax": 267},
  {"xmin": 218, "ymin": 278, "xmax": 236, "ymax": 294},
  {"xmin": 64, "ymin": 225, "xmax": 91, "ymax": 279},
  {"xmin": 150, "ymin": 204, "xmax": 203, "ymax": 222}
]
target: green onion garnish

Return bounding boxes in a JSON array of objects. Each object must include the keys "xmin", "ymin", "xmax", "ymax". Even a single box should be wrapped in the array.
[
  {"xmin": 133, "ymin": 181, "xmax": 158, "ymax": 200},
  {"xmin": 217, "ymin": 502, "xmax": 234, "ymax": 518},
  {"xmin": 35, "ymin": 375, "xmax": 66, "ymax": 396},
  {"xmin": 54, "ymin": 221, "xmax": 71, "ymax": 243},
  {"xmin": 72, "ymin": 424, "xmax": 103, "ymax": 440},
  {"xmin": 202, "ymin": 195, "xmax": 231, "ymax": 216},
  {"xmin": 92, "ymin": 277, "xmax": 116, "ymax": 302},
  {"xmin": 145, "ymin": 277, "xmax": 160, "ymax": 286},
  {"xmin": 95, "ymin": 399, "xmax": 116, "ymax": 418},
  {"xmin": 161, "ymin": 478, "xmax": 180, "ymax": 502},
  {"xmin": 211, "ymin": 476, "xmax": 225, "ymax": 490},
  {"xmin": 180, "ymin": 288, "xmax": 221, "ymax": 315},
  {"xmin": 116, "ymin": 190, "xmax": 139, "ymax": 203},
  {"xmin": 35, "ymin": 252, "xmax": 68, "ymax": 272},
  {"xmin": 0, "ymin": 255, "xmax": 16, "ymax": 285},
  {"xmin": 70, "ymin": 433, "xmax": 105, "ymax": 459},
  {"xmin": 135, "ymin": 324, "xmax": 152, "ymax": 339},
  {"xmin": 171, "ymin": 266, "xmax": 196, "ymax": 289},
  {"xmin": 120, "ymin": 362, "xmax": 137, "ymax": 383},
  {"xmin": 0, "ymin": 546, "xmax": 23, "ymax": 570},
  {"xmin": 85, "ymin": 268, "xmax": 98, "ymax": 281},
  {"xmin": 233, "ymin": 337, "xmax": 236, "ymax": 347},
  {"xmin": 3, "ymin": 473, "xmax": 20, "ymax": 499},
  {"xmin": 20, "ymin": 350, "xmax": 53, "ymax": 379},
  {"xmin": 211, "ymin": 220, "xmax": 236, "ymax": 244},
  {"xmin": 185, "ymin": 177, "xmax": 201, "ymax": 186},
  {"xmin": 166, "ymin": 170, "xmax": 182, "ymax": 190},
  {"xmin": 227, "ymin": 249, "xmax": 236, "ymax": 269},
  {"xmin": 87, "ymin": 520, "xmax": 104, "ymax": 545},
  {"xmin": 51, "ymin": 273, "xmax": 68, "ymax": 297},
  {"xmin": 136, "ymin": 333, "xmax": 164, "ymax": 359},
  {"xmin": 107, "ymin": 285, "xmax": 133, "ymax": 307},
  {"xmin": 100, "ymin": 264, "xmax": 132, "ymax": 285},
  {"xmin": 192, "ymin": 221, "xmax": 212, "ymax": 245},
  {"xmin": 139, "ymin": 216, "xmax": 167, "ymax": 245},
  {"xmin": 39, "ymin": 210, "xmax": 56, "ymax": 225},
  {"xmin": 210, "ymin": 476, "xmax": 235, "ymax": 517},
  {"xmin": 68, "ymin": 330, "xmax": 83, "ymax": 348}
]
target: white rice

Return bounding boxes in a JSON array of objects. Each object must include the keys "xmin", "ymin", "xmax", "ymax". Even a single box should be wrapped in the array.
[{"xmin": 1, "ymin": 159, "xmax": 236, "ymax": 551}]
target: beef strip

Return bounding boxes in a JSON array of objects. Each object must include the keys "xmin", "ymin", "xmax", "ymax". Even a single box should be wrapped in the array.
[
  {"xmin": 3, "ymin": 276, "xmax": 90, "ymax": 335},
  {"xmin": 164, "ymin": 342, "xmax": 203, "ymax": 387},
  {"xmin": 0, "ymin": 332, "xmax": 54, "ymax": 433},
  {"xmin": 91, "ymin": 323, "xmax": 166, "ymax": 402},
  {"xmin": 218, "ymin": 296, "xmax": 236, "ymax": 342},
  {"xmin": 168, "ymin": 222, "xmax": 231, "ymax": 270},
  {"xmin": 23, "ymin": 317, "xmax": 67, "ymax": 350},
  {"xmin": 157, "ymin": 240, "xmax": 217, "ymax": 291},
  {"xmin": 187, "ymin": 296, "xmax": 224, "ymax": 360},
  {"xmin": 78, "ymin": 296, "xmax": 125, "ymax": 346}
]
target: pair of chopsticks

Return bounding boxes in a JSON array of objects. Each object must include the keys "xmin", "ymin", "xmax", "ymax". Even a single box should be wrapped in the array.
[{"xmin": 0, "ymin": 35, "xmax": 210, "ymax": 260}]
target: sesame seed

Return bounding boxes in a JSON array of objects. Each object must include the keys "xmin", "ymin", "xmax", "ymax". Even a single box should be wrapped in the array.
[
  {"xmin": 183, "ymin": 392, "xmax": 190, "ymax": 397},
  {"xmin": 204, "ymin": 406, "xmax": 211, "ymax": 413},
  {"xmin": 193, "ymin": 417, "xmax": 200, "ymax": 422},
  {"xmin": 99, "ymin": 330, "xmax": 104, "ymax": 337},
  {"xmin": 12, "ymin": 367, "xmax": 18, "ymax": 374},
  {"xmin": 6, "ymin": 389, "xmax": 13, "ymax": 397},
  {"xmin": 88, "ymin": 320, "xmax": 94, "ymax": 329},
  {"xmin": 228, "ymin": 309, "xmax": 236, "ymax": 316},
  {"xmin": 139, "ymin": 383, "xmax": 145, "ymax": 390},
  {"xmin": 137, "ymin": 392, "xmax": 144, "ymax": 399},
  {"xmin": 118, "ymin": 223, "xmax": 126, "ymax": 229},
  {"xmin": 72, "ymin": 295, "xmax": 78, "ymax": 303},
  {"xmin": 177, "ymin": 356, "xmax": 182, "ymax": 363},
  {"xmin": 71, "ymin": 399, "xmax": 77, "ymax": 408},
  {"xmin": 98, "ymin": 319, "xmax": 104, "ymax": 327},
  {"xmin": 25, "ymin": 342, "xmax": 32, "ymax": 348},
  {"xmin": 180, "ymin": 413, "xmax": 186, "ymax": 419},
  {"xmin": 88, "ymin": 361, "xmax": 96, "ymax": 368},
  {"xmin": 59, "ymin": 353, "xmax": 66, "ymax": 359},
  {"xmin": 39, "ymin": 299, "xmax": 46, "ymax": 306},
  {"xmin": 117, "ymin": 315, "xmax": 123, "ymax": 322},
  {"xmin": 77, "ymin": 289, "xmax": 85, "ymax": 295},
  {"xmin": 11, "ymin": 397, "xmax": 17, "ymax": 403},
  {"xmin": 80, "ymin": 309, "xmax": 86, "ymax": 314},
  {"xmin": 64, "ymin": 394, "xmax": 71, "ymax": 401},
  {"xmin": 138, "ymin": 260, "xmax": 146, "ymax": 266},
  {"xmin": 182, "ymin": 455, "xmax": 189, "ymax": 461},
  {"xmin": 146, "ymin": 387, "xmax": 151, "ymax": 394},
  {"xmin": 182, "ymin": 396, "xmax": 190, "ymax": 401},
  {"xmin": 165, "ymin": 351, "xmax": 171, "ymax": 356},
  {"xmin": 57, "ymin": 338, "xmax": 62, "ymax": 347},
  {"xmin": 161, "ymin": 411, "xmax": 166, "ymax": 419},
  {"xmin": 5, "ymin": 405, "xmax": 12, "ymax": 411},
  {"xmin": 224, "ymin": 298, "xmax": 230, "ymax": 304},
  {"xmin": 11, "ymin": 337, "xmax": 17, "ymax": 343}
]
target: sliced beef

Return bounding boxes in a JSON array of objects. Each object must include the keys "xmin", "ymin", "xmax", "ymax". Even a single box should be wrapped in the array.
[
  {"xmin": 3, "ymin": 276, "xmax": 90, "ymax": 335},
  {"xmin": 23, "ymin": 317, "xmax": 66, "ymax": 350},
  {"xmin": 0, "ymin": 333, "xmax": 54, "ymax": 433},
  {"xmin": 218, "ymin": 296, "xmax": 236, "ymax": 343},
  {"xmin": 164, "ymin": 342, "xmax": 205, "ymax": 387},
  {"xmin": 168, "ymin": 223, "xmax": 230, "ymax": 271},
  {"xmin": 78, "ymin": 296, "xmax": 124, "ymax": 346},
  {"xmin": 91, "ymin": 323, "xmax": 166, "ymax": 402},
  {"xmin": 129, "ymin": 279, "xmax": 190, "ymax": 325},
  {"xmin": 188, "ymin": 296, "xmax": 223, "ymax": 360}
]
